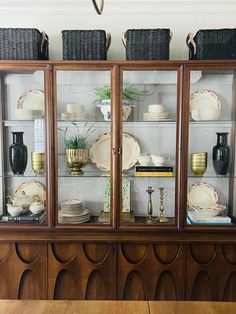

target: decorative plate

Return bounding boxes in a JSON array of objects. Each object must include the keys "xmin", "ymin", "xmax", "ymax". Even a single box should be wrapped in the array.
[
  {"xmin": 17, "ymin": 89, "xmax": 45, "ymax": 114},
  {"xmin": 15, "ymin": 181, "xmax": 46, "ymax": 203},
  {"xmin": 190, "ymin": 89, "xmax": 221, "ymax": 112},
  {"xmin": 89, "ymin": 132, "xmax": 140, "ymax": 172},
  {"xmin": 187, "ymin": 182, "xmax": 218, "ymax": 208}
]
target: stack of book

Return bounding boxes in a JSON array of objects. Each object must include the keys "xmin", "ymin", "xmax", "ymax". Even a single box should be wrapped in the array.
[
  {"xmin": 135, "ymin": 166, "xmax": 173, "ymax": 176},
  {"xmin": 187, "ymin": 212, "xmax": 232, "ymax": 225},
  {"xmin": 0, "ymin": 211, "xmax": 46, "ymax": 223}
]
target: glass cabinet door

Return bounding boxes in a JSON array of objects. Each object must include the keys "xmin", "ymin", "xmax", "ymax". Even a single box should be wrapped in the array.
[
  {"xmin": 120, "ymin": 67, "xmax": 181, "ymax": 227},
  {"xmin": 0, "ymin": 67, "xmax": 49, "ymax": 226},
  {"xmin": 185, "ymin": 66, "xmax": 236, "ymax": 227},
  {"xmin": 55, "ymin": 68, "xmax": 113, "ymax": 227}
]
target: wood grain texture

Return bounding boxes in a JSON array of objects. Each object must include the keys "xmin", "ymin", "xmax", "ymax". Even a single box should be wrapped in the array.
[
  {"xmin": 185, "ymin": 244, "xmax": 236, "ymax": 301},
  {"xmin": 149, "ymin": 301, "xmax": 236, "ymax": 314},
  {"xmin": 0, "ymin": 300, "xmax": 69, "ymax": 314},
  {"xmin": 48, "ymin": 243, "xmax": 115, "ymax": 300},
  {"xmin": 66, "ymin": 301, "xmax": 149, "ymax": 314},
  {"xmin": 0, "ymin": 243, "xmax": 46, "ymax": 299},
  {"xmin": 118, "ymin": 243, "xmax": 184, "ymax": 300}
]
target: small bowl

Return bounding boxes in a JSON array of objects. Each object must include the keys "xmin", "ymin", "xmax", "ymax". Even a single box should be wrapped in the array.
[
  {"xmin": 6, "ymin": 204, "xmax": 23, "ymax": 216},
  {"xmin": 190, "ymin": 204, "xmax": 226, "ymax": 217},
  {"xmin": 138, "ymin": 154, "xmax": 151, "ymax": 166},
  {"xmin": 29, "ymin": 202, "xmax": 44, "ymax": 214}
]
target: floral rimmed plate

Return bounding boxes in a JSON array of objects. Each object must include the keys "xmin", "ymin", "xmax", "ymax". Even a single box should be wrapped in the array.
[
  {"xmin": 187, "ymin": 182, "xmax": 218, "ymax": 208},
  {"xmin": 17, "ymin": 89, "xmax": 45, "ymax": 114},
  {"xmin": 190, "ymin": 89, "xmax": 221, "ymax": 113},
  {"xmin": 15, "ymin": 181, "xmax": 46, "ymax": 203},
  {"xmin": 89, "ymin": 132, "xmax": 140, "ymax": 172}
]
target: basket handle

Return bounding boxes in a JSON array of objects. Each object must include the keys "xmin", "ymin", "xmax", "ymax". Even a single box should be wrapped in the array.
[
  {"xmin": 40, "ymin": 31, "xmax": 48, "ymax": 53},
  {"xmin": 106, "ymin": 32, "xmax": 111, "ymax": 51},
  {"xmin": 186, "ymin": 32, "xmax": 197, "ymax": 55},
  {"xmin": 92, "ymin": 0, "xmax": 104, "ymax": 15},
  {"xmin": 121, "ymin": 31, "xmax": 127, "ymax": 47},
  {"xmin": 169, "ymin": 30, "xmax": 173, "ymax": 41}
]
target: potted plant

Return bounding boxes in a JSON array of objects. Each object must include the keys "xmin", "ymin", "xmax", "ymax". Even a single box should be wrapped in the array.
[
  {"xmin": 58, "ymin": 122, "xmax": 95, "ymax": 175},
  {"xmin": 95, "ymin": 85, "xmax": 140, "ymax": 121}
]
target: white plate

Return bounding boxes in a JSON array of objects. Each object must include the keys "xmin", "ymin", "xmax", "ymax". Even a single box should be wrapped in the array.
[
  {"xmin": 89, "ymin": 132, "xmax": 140, "ymax": 172},
  {"xmin": 15, "ymin": 181, "xmax": 46, "ymax": 203},
  {"xmin": 190, "ymin": 90, "xmax": 221, "ymax": 114},
  {"xmin": 187, "ymin": 182, "xmax": 218, "ymax": 208},
  {"xmin": 17, "ymin": 90, "xmax": 44, "ymax": 114}
]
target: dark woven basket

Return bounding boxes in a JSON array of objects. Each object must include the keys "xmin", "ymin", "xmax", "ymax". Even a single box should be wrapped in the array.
[
  {"xmin": 0, "ymin": 28, "xmax": 48, "ymax": 60},
  {"xmin": 187, "ymin": 29, "xmax": 236, "ymax": 60},
  {"xmin": 123, "ymin": 29, "xmax": 171, "ymax": 60},
  {"xmin": 62, "ymin": 30, "xmax": 111, "ymax": 60}
]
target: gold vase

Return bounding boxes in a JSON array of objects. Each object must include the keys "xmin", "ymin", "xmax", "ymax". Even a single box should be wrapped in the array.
[
  {"xmin": 31, "ymin": 152, "xmax": 45, "ymax": 174},
  {"xmin": 190, "ymin": 152, "xmax": 207, "ymax": 176},
  {"xmin": 66, "ymin": 148, "xmax": 89, "ymax": 175}
]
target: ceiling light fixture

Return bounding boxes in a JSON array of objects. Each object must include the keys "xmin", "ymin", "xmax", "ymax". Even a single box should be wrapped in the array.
[{"xmin": 92, "ymin": 0, "xmax": 104, "ymax": 15}]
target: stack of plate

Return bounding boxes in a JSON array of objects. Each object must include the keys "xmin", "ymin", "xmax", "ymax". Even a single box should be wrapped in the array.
[
  {"xmin": 61, "ymin": 104, "xmax": 88, "ymax": 121},
  {"xmin": 58, "ymin": 199, "xmax": 91, "ymax": 224},
  {"xmin": 144, "ymin": 104, "xmax": 171, "ymax": 121}
]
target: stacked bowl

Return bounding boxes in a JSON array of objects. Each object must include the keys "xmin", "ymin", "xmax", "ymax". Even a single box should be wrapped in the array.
[
  {"xmin": 144, "ymin": 104, "xmax": 171, "ymax": 121},
  {"xmin": 31, "ymin": 152, "xmax": 45, "ymax": 174},
  {"xmin": 190, "ymin": 152, "xmax": 207, "ymax": 176}
]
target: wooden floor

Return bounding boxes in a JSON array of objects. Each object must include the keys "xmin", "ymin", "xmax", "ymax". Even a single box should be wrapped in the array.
[{"xmin": 0, "ymin": 300, "xmax": 236, "ymax": 314}]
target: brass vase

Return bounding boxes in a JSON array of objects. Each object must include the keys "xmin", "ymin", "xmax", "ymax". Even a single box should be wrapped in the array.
[
  {"xmin": 66, "ymin": 148, "xmax": 89, "ymax": 175},
  {"xmin": 31, "ymin": 152, "xmax": 45, "ymax": 175}
]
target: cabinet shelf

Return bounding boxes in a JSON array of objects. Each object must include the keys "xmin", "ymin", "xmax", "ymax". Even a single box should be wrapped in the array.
[
  {"xmin": 58, "ymin": 171, "xmax": 109, "ymax": 177},
  {"xmin": 2, "ymin": 172, "xmax": 45, "ymax": 178}
]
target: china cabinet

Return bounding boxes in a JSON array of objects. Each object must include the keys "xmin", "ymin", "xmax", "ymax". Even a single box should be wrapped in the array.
[{"xmin": 0, "ymin": 60, "xmax": 236, "ymax": 301}]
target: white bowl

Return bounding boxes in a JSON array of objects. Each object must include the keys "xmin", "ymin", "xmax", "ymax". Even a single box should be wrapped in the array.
[
  {"xmin": 67, "ymin": 103, "xmax": 85, "ymax": 114},
  {"xmin": 100, "ymin": 104, "xmax": 132, "ymax": 121},
  {"xmin": 138, "ymin": 154, "xmax": 151, "ymax": 166},
  {"xmin": 15, "ymin": 109, "xmax": 43, "ymax": 120},
  {"xmin": 190, "ymin": 204, "xmax": 226, "ymax": 217},
  {"xmin": 148, "ymin": 104, "xmax": 166, "ymax": 113},
  {"xmin": 151, "ymin": 154, "xmax": 170, "ymax": 166},
  {"xmin": 7, "ymin": 204, "xmax": 23, "ymax": 216}
]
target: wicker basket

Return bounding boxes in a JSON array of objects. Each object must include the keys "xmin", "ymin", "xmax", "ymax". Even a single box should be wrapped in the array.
[
  {"xmin": 62, "ymin": 30, "xmax": 111, "ymax": 60},
  {"xmin": 187, "ymin": 29, "xmax": 236, "ymax": 60},
  {"xmin": 0, "ymin": 28, "xmax": 48, "ymax": 60},
  {"xmin": 122, "ymin": 29, "xmax": 172, "ymax": 60}
]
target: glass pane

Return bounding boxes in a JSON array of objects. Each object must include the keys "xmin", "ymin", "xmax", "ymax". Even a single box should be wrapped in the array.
[
  {"xmin": 187, "ymin": 69, "xmax": 235, "ymax": 226},
  {"xmin": 56, "ymin": 70, "xmax": 112, "ymax": 225},
  {"xmin": 0, "ymin": 70, "xmax": 47, "ymax": 224},
  {"xmin": 121, "ymin": 70, "xmax": 178, "ymax": 225}
]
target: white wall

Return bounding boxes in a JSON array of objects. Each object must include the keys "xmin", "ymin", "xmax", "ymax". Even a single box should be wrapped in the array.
[{"xmin": 0, "ymin": 0, "xmax": 235, "ymax": 60}]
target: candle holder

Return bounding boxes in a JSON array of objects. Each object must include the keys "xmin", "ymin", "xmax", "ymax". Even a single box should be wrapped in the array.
[
  {"xmin": 157, "ymin": 187, "xmax": 169, "ymax": 223},
  {"xmin": 145, "ymin": 186, "xmax": 154, "ymax": 223}
]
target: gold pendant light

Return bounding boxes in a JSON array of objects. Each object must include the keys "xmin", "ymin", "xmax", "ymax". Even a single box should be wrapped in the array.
[{"xmin": 92, "ymin": 0, "xmax": 104, "ymax": 15}]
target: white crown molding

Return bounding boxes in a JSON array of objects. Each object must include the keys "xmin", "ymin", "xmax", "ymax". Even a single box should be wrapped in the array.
[{"xmin": 0, "ymin": 0, "xmax": 235, "ymax": 15}]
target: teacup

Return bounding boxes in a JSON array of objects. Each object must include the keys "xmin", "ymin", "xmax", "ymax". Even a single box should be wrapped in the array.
[
  {"xmin": 138, "ymin": 154, "xmax": 151, "ymax": 166},
  {"xmin": 6, "ymin": 204, "xmax": 23, "ymax": 217},
  {"xmin": 151, "ymin": 154, "xmax": 170, "ymax": 166}
]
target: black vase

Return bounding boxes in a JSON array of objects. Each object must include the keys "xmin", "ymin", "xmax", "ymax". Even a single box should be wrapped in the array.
[
  {"xmin": 9, "ymin": 132, "xmax": 28, "ymax": 175},
  {"xmin": 212, "ymin": 132, "xmax": 230, "ymax": 176}
]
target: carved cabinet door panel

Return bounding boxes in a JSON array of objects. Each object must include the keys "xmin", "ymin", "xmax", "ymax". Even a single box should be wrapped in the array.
[
  {"xmin": 117, "ymin": 243, "xmax": 184, "ymax": 300},
  {"xmin": 0, "ymin": 242, "xmax": 47, "ymax": 299},
  {"xmin": 47, "ymin": 242, "xmax": 116, "ymax": 300},
  {"xmin": 185, "ymin": 244, "xmax": 236, "ymax": 301}
]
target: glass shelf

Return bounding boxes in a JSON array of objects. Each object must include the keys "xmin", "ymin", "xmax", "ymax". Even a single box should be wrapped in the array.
[
  {"xmin": 189, "ymin": 120, "xmax": 233, "ymax": 126},
  {"xmin": 58, "ymin": 171, "xmax": 109, "ymax": 177},
  {"xmin": 2, "ymin": 172, "xmax": 45, "ymax": 178},
  {"xmin": 188, "ymin": 174, "xmax": 230, "ymax": 178},
  {"xmin": 3, "ymin": 120, "xmax": 36, "ymax": 127}
]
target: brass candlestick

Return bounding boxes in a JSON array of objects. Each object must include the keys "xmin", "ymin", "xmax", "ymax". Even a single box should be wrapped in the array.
[
  {"xmin": 145, "ymin": 186, "xmax": 154, "ymax": 223},
  {"xmin": 157, "ymin": 187, "xmax": 169, "ymax": 223}
]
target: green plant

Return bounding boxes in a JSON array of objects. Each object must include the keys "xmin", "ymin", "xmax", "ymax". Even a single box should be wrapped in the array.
[
  {"xmin": 58, "ymin": 122, "xmax": 95, "ymax": 149},
  {"xmin": 95, "ymin": 85, "xmax": 140, "ymax": 101}
]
